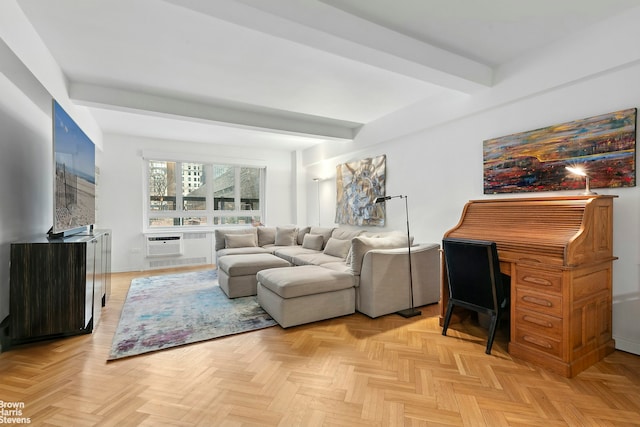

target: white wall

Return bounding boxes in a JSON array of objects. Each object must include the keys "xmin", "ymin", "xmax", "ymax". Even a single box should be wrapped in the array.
[
  {"xmin": 0, "ymin": 1, "xmax": 103, "ymax": 329},
  {"xmin": 0, "ymin": 71, "xmax": 51, "ymax": 324},
  {"xmin": 99, "ymin": 134, "xmax": 297, "ymax": 272},
  {"xmin": 303, "ymin": 59, "xmax": 640, "ymax": 356}
]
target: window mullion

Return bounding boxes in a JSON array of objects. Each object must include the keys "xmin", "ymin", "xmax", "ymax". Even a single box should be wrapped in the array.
[
  {"xmin": 234, "ymin": 166, "xmax": 241, "ymax": 212},
  {"xmin": 206, "ymin": 163, "xmax": 213, "ymax": 225},
  {"xmin": 176, "ymin": 161, "xmax": 184, "ymax": 213}
]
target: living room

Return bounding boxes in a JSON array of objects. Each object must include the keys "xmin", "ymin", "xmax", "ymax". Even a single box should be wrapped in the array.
[{"xmin": 1, "ymin": 0, "xmax": 640, "ymax": 423}]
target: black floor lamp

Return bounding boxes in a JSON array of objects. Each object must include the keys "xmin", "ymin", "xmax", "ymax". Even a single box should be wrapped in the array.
[{"xmin": 374, "ymin": 195, "xmax": 421, "ymax": 318}]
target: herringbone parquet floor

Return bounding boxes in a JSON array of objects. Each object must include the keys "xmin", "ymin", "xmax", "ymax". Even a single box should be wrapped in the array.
[{"xmin": 1, "ymin": 265, "xmax": 639, "ymax": 426}]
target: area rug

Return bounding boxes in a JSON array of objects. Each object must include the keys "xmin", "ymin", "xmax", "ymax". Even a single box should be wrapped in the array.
[{"xmin": 108, "ymin": 270, "xmax": 276, "ymax": 360}]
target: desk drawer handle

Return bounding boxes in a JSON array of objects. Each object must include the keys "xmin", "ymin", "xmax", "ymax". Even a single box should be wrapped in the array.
[
  {"xmin": 522, "ymin": 295, "xmax": 553, "ymax": 307},
  {"xmin": 523, "ymin": 335, "xmax": 553, "ymax": 349},
  {"xmin": 523, "ymin": 275, "xmax": 552, "ymax": 286},
  {"xmin": 519, "ymin": 257, "xmax": 542, "ymax": 263},
  {"xmin": 522, "ymin": 315, "xmax": 553, "ymax": 328}
]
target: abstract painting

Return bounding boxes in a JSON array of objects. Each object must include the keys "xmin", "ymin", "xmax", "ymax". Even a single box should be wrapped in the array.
[
  {"xmin": 335, "ymin": 154, "xmax": 386, "ymax": 226},
  {"xmin": 483, "ymin": 108, "xmax": 636, "ymax": 194}
]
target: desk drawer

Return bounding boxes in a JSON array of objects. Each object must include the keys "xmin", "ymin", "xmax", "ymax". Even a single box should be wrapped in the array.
[
  {"xmin": 515, "ymin": 308, "xmax": 562, "ymax": 340},
  {"xmin": 513, "ymin": 326, "xmax": 562, "ymax": 358},
  {"xmin": 515, "ymin": 287, "xmax": 562, "ymax": 317},
  {"xmin": 516, "ymin": 266, "xmax": 562, "ymax": 294}
]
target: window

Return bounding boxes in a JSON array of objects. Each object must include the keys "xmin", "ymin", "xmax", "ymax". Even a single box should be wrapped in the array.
[
  {"xmin": 146, "ymin": 159, "xmax": 264, "ymax": 228},
  {"xmin": 149, "ymin": 160, "xmax": 177, "ymax": 212}
]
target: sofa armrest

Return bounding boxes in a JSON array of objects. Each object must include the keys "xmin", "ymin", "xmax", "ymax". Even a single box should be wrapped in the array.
[{"xmin": 356, "ymin": 243, "xmax": 440, "ymax": 318}]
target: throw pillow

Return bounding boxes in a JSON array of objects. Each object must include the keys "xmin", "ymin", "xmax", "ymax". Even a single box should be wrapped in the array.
[
  {"xmin": 257, "ymin": 227, "xmax": 276, "ymax": 246},
  {"xmin": 225, "ymin": 233, "xmax": 257, "ymax": 248},
  {"xmin": 323, "ymin": 237, "xmax": 351, "ymax": 259},
  {"xmin": 214, "ymin": 228, "xmax": 256, "ymax": 251},
  {"xmin": 297, "ymin": 226, "xmax": 311, "ymax": 245},
  {"xmin": 302, "ymin": 234, "xmax": 323, "ymax": 251},
  {"xmin": 275, "ymin": 226, "xmax": 298, "ymax": 246},
  {"xmin": 309, "ymin": 227, "xmax": 335, "ymax": 249}
]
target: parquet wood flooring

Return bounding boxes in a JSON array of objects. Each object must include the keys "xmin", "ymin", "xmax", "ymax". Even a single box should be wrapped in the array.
[{"xmin": 1, "ymin": 265, "xmax": 639, "ymax": 426}]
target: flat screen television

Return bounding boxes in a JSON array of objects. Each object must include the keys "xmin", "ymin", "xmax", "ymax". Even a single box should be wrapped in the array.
[{"xmin": 49, "ymin": 100, "xmax": 95, "ymax": 238}]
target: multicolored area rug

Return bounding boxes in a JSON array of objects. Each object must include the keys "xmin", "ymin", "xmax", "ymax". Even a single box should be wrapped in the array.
[{"xmin": 108, "ymin": 270, "xmax": 276, "ymax": 360}]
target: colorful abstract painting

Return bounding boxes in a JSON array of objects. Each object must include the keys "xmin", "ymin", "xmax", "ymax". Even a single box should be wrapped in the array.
[
  {"xmin": 483, "ymin": 108, "xmax": 636, "ymax": 194},
  {"xmin": 335, "ymin": 154, "xmax": 386, "ymax": 226}
]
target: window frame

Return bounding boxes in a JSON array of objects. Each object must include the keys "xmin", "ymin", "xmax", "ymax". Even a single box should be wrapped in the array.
[{"xmin": 143, "ymin": 156, "xmax": 265, "ymax": 232}]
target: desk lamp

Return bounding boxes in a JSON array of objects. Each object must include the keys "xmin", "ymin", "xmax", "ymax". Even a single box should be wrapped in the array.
[
  {"xmin": 374, "ymin": 195, "xmax": 421, "ymax": 318},
  {"xmin": 566, "ymin": 166, "xmax": 597, "ymax": 195}
]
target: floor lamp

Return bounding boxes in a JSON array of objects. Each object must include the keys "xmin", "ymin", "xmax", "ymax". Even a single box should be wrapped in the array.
[{"xmin": 374, "ymin": 195, "xmax": 421, "ymax": 318}]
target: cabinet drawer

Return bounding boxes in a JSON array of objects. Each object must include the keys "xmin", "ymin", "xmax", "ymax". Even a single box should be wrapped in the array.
[
  {"xmin": 516, "ymin": 266, "xmax": 562, "ymax": 293},
  {"xmin": 515, "ymin": 287, "xmax": 562, "ymax": 317},
  {"xmin": 513, "ymin": 327, "xmax": 562, "ymax": 358},
  {"xmin": 515, "ymin": 308, "xmax": 562, "ymax": 340}
]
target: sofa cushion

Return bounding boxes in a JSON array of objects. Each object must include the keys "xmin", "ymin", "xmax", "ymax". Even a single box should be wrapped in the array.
[
  {"xmin": 225, "ymin": 233, "xmax": 257, "ymax": 248},
  {"xmin": 218, "ymin": 253, "xmax": 291, "ymax": 276},
  {"xmin": 309, "ymin": 227, "xmax": 335, "ymax": 248},
  {"xmin": 321, "ymin": 261, "xmax": 354, "ymax": 276},
  {"xmin": 350, "ymin": 233, "xmax": 409, "ymax": 275},
  {"xmin": 297, "ymin": 226, "xmax": 311, "ymax": 245},
  {"xmin": 323, "ymin": 237, "xmax": 351, "ymax": 259},
  {"xmin": 275, "ymin": 226, "xmax": 298, "ymax": 246},
  {"xmin": 291, "ymin": 252, "xmax": 344, "ymax": 266},
  {"xmin": 363, "ymin": 231, "xmax": 403, "ymax": 238},
  {"xmin": 331, "ymin": 227, "xmax": 365, "ymax": 241},
  {"xmin": 257, "ymin": 265, "xmax": 353, "ymax": 299},
  {"xmin": 273, "ymin": 246, "xmax": 319, "ymax": 264},
  {"xmin": 214, "ymin": 228, "xmax": 257, "ymax": 251},
  {"xmin": 257, "ymin": 227, "xmax": 276, "ymax": 246},
  {"xmin": 302, "ymin": 234, "xmax": 324, "ymax": 250},
  {"xmin": 217, "ymin": 247, "xmax": 270, "ymax": 258}
]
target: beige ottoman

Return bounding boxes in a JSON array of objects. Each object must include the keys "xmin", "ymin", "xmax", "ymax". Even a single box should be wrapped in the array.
[
  {"xmin": 217, "ymin": 253, "xmax": 291, "ymax": 298},
  {"xmin": 257, "ymin": 265, "xmax": 355, "ymax": 328}
]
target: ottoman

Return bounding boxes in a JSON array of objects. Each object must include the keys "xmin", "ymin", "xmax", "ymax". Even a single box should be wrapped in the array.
[
  {"xmin": 217, "ymin": 253, "xmax": 291, "ymax": 298},
  {"xmin": 257, "ymin": 265, "xmax": 355, "ymax": 328}
]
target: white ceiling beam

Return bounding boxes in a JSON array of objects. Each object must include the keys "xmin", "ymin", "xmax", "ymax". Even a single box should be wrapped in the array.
[
  {"xmin": 163, "ymin": 0, "xmax": 493, "ymax": 94},
  {"xmin": 69, "ymin": 82, "xmax": 361, "ymax": 141}
]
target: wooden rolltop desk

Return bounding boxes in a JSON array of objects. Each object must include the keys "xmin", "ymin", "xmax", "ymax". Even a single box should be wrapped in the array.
[{"xmin": 442, "ymin": 195, "xmax": 616, "ymax": 377}]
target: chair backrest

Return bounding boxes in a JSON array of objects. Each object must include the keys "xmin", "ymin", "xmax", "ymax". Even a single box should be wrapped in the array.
[{"xmin": 442, "ymin": 237, "xmax": 505, "ymax": 312}]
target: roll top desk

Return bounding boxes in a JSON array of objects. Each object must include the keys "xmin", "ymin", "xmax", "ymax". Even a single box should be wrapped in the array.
[{"xmin": 442, "ymin": 195, "xmax": 616, "ymax": 377}]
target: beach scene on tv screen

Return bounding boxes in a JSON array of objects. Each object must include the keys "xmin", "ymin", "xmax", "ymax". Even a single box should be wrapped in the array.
[{"xmin": 53, "ymin": 101, "xmax": 95, "ymax": 234}]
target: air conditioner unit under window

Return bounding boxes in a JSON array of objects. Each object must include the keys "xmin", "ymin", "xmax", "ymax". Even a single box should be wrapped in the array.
[{"xmin": 146, "ymin": 234, "xmax": 183, "ymax": 257}]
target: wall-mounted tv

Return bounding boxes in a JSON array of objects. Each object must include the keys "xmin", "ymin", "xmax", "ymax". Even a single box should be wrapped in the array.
[{"xmin": 49, "ymin": 100, "xmax": 95, "ymax": 238}]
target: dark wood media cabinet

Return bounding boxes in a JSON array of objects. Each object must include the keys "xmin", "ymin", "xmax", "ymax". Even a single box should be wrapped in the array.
[{"xmin": 8, "ymin": 229, "xmax": 111, "ymax": 346}]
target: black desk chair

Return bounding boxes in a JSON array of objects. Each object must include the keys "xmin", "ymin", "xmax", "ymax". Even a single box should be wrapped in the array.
[{"xmin": 441, "ymin": 237, "xmax": 510, "ymax": 354}]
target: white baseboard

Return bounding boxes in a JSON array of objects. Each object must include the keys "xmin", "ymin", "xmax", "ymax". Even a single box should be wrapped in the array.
[{"xmin": 613, "ymin": 335, "xmax": 640, "ymax": 356}]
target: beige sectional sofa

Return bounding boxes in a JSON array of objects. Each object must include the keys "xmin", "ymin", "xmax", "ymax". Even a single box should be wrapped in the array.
[{"xmin": 214, "ymin": 225, "xmax": 440, "ymax": 327}]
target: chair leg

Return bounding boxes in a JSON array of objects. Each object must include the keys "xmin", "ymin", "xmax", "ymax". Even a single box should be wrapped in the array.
[
  {"xmin": 486, "ymin": 312, "xmax": 498, "ymax": 354},
  {"xmin": 442, "ymin": 301, "xmax": 454, "ymax": 336}
]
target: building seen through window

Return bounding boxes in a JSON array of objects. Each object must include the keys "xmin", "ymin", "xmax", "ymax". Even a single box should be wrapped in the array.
[{"xmin": 147, "ymin": 160, "xmax": 263, "ymax": 227}]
